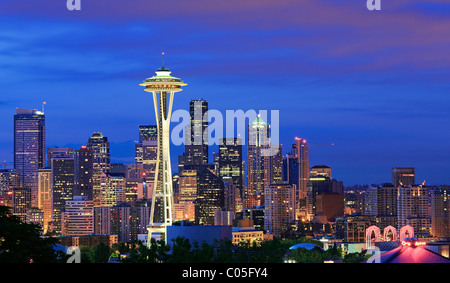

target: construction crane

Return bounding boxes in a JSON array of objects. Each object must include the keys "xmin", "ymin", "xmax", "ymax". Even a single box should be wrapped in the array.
[
  {"xmin": 309, "ymin": 143, "xmax": 335, "ymax": 147},
  {"xmin": 1, "ymin": 161, "xmax": 13, "ymax": 169}
]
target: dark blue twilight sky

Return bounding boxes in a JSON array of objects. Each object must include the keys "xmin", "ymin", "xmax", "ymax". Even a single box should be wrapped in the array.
[{"xmin": 0, "ymin": 0, "xmax": 449, "ymax": 186}]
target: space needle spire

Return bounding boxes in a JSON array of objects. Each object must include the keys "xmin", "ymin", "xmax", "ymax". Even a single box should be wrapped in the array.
[{"xmin": 139, "ymin": 53, "xmax": 187, "ymax": 246}]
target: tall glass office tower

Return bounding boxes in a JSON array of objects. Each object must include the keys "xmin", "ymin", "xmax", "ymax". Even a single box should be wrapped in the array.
[
  {"xmin": 246, "ymin": 115, "xmax": 282, "ymax": 200},
  {"xmin": 14, "ymin": 108, "xmax": 46, "ymax": 208},
  {"xmin": 178, "ymin": 99, "xmax": 209, "ymax": 173},
  {"xmin": 86, "ymin": 132, "xmax": 111, "ymax": 206}
]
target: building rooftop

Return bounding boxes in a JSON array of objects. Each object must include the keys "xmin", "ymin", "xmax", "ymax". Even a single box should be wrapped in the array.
[
  {"xmin": 368, "ymin": 244, "xmax": 450, "ymax": 263},
  {"xmin": 252, "ymin": 115, "xmax": 267, "ymax": 126}
]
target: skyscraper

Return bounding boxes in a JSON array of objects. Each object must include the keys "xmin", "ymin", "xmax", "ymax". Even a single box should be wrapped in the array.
[
  {"xmin": 138, "ymin": 125, "xmax": 158, "ymax": 143},
  {"xmin": 306, "ymin": 168, "xmax": 344, "ymax": 221},
  {"xmin": 192, "ymin": 165, "xmax": 224, "ymax": 225},
  {"xmin": 364, "ymin": 183, "xmax": 397, "ymax": 232},
  {"xmin": 175, "ymin": 169, "xmax": 197, "ymax": 222},
  {"xmin": 431, "ymin": 186, "xmax": 450, "ymax": 238},
  {"xmin": 264, "ymin": 183, "xmax": 295, "ymax": 238},
  {"xmin": 397, "ymin": 183, "xmax": 429, "ymax": 237},
  {"xmin": 295, "ymin": 137, "xmax": 309, "ymax": 209},
  {"xmin": 218, "ymin": 137, "xmax": 244, "ymax": 199},
  {"xmin": 135, "ymin": 140, "xmax": 158, "ymax": 184},
  {"xmin": 392, "ymin": 167, "xmax": 415, "ymax": 187},
  {"xmin": 246, "ymin": 115, "xmax": 282, "ymax": 200},
  {"xmin": 47, "ymin": 147, "xmax": 73, "ymax": 165},
  {"xmin": 135, "ymin": 125, "xmax": 158, "ymax": 186},
  {"xmin": 14, "ymin": 108, "xmax": 46, "ymax": 207},
  {"xmin": 38, "ymin": 167, "xmax": 52, "ymax": 234},
  {"xmin": 178, "ymin": 99, "xmax": 209, "ymax": 173},
  {"xmin": 282, "ymin": 146, "xmax": 299, "ymax": 191},
  {"xmin": 51, "ymin": 157, "xmax": 75, "ymax": 234},
  {"xmin": 74, "ymin": 146, "xmax": 94, "ymax": 200},
  {"xmin": 86, "ymin": 132, "xmax": 111, "ymax": 206},
  {"xmin": 310, "ymin": 165, "xmax": 331, "ymax": 179}
]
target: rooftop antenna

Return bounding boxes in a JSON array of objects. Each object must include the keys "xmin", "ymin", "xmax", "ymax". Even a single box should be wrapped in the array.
[
  {"xmin": 162, "ymin": 52, "xmax": 165, "ymax": 69},
  {"xmin": 42, "ymin": 101, "xmax": 46, "ymax": 113}
]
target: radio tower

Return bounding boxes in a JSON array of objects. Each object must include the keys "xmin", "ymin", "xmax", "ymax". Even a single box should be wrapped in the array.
[{"xmin": 139, "ymin": 53, "xmax": 187, "ymax": 246}]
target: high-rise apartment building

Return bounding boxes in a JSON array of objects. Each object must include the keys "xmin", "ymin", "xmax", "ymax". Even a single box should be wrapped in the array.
[
  {"xmin": 431, "ymin": 186, "xmax": 450, "ymax": 238},
  {"xmin": 364, "ymin": 183, "xmax": 397, "ymax": 232},
  {"xmin": 62, "ymin": 196, "xmax": 94, "ymax": 236},
  {"xmin": 397, "ymin": 184, "xmax": 430, "ymax": 237},
  {"xmin": 264, "ymin": 183, "xmax": 295, "ymax": 238},
  {"xmin": 14, "ymin": 108, "xmax": 46, "ymax": 208},
  {"xmin": 38, "ymin": 167, "xmax": 52, "ymax": 233},
  {"xmin": 295, "ymin": 138, "xmax": 309, "ymax": 208},
  {"xmin": 392, "ymin": 167, "xmax": 415, "ymax": 187}
]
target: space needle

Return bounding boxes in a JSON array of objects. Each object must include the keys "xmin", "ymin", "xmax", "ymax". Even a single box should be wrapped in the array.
[{"xmin": 139, "ymin": 53, "xmax": 187, "ymax": 246}]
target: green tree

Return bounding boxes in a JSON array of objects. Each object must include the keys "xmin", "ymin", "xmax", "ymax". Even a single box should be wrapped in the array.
[
  {"xmin": 92, "ymin": 242, "xmax": 112, "ymax": 263},
  {"xmin": 167, "ymin": 236, "xmax": 192, "ymax": 263},
  {"xmin": 343, "ymin": 251, "xmax": 371, "ymax": 263},
  {"xmin": 122, "ymin": 238, "xmax": 170, "ymax": 263},
  {"xmin": 0, "ymin": 206, "xmax": 58, "ymax": 263}
]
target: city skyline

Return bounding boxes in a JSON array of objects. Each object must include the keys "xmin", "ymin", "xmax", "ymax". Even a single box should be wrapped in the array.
[
  {"xmin": 1, "ymin": 0, "xmax": 450, "ymax": 187},
  {"xmin": 1, "ymin": 0, "xmax": 450, "ymax": 265}
]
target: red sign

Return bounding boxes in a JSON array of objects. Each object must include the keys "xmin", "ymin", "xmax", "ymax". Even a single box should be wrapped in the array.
[{"xmin": 401, "ymin": 240, "xmax": 427, "ymax": 247}]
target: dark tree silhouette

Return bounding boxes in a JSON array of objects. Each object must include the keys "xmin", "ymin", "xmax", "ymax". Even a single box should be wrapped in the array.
[{"xmin": 0, "ymin": 206, "xmax": 59, "ymax": 263}]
